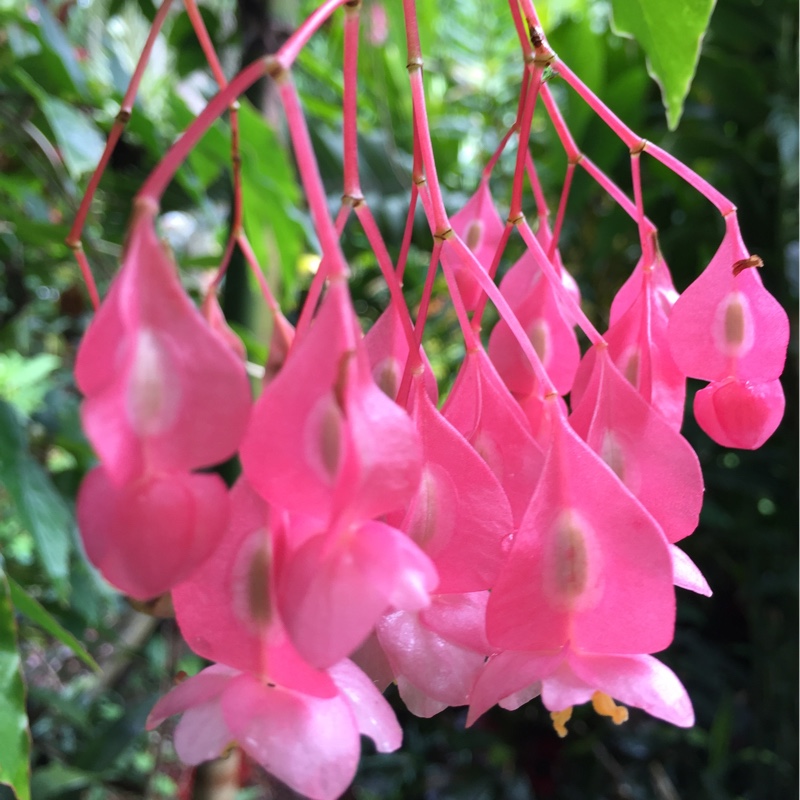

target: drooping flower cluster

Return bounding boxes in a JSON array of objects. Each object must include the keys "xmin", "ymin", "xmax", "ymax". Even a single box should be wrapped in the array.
[{"xmin": 70, "ymin": 1, "xmax": 789, "ymax": 799}]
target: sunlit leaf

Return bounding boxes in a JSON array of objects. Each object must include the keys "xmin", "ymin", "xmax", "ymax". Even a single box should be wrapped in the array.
[{"xmin": 610, "ymin": 0, "xmax": 716, "ymax": 129}]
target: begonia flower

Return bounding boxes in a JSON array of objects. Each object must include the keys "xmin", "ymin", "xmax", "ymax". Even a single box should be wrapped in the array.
[
  {"xmin": 485, "ymin": 404, "xmax": 675, "ymax": 655},
  {"xmin": 569, "ymin": 345, "xmax": 703, "ymax": 543},
  {"xmin": 76, "ymin": 465, "xmax": 228, "ymax": 600},
  {"xmin": 443, "ymin": 348, "xmax": 544, "ymax": 526},
  {"xmin": 241, "ymin": 277, "xmax": 422, "ymax": 522},
  {"xmin": 147, "ymin": 659, "xmax": 401, "ymax": 800},
  {"xmin": 439, "ymin": 179, "xmax": 505, "ymax": 311},
  {"xmin": 467, "ymin": 647, "xmax": 694, "ymax": 733},
  {"xmin": 75, "ymin": 209, "xmax": 251, "ymax": 484}
]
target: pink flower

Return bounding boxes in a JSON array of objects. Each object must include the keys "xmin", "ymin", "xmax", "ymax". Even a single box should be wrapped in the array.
[
  {"xmin": 485, "ymin": 407, "xmax": 675, "ymax": 655},
  {"xmin": 241, "ymin": 278, "xmax": 422, "ymax": 523},
  {"xmin": 76, "ymin": 466, "xmax": 228, "ymax": 600},
  {"xmin": 75, "ymin": 209, "xmax": 251, "ymax": 484},
  {"xmin": 668, "ymin": 213, "xmax": 788, "ymax": 447},
  {"xmin": 147, "ymin": 659, "xmax": 401, "ymax": 800},
  {"xmin": 439, "ymin": 180, "xmax": 505, "ymax": 311},
  {"xmin": 467, "ymin": 647, "xmax": 694, "ymax": 733}
]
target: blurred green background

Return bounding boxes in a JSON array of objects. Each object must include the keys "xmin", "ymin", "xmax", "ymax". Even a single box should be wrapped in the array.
[{"xmin": 0, "ymin": 0, "xmax": 796, "ymax": 798}]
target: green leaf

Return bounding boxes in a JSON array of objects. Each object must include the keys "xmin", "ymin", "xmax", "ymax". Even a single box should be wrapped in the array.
[
  {"xmin": 6, "ymin": 578, "xmax": 98, "ymax": 671},
  {"xmin": 29, "ymin": 763, "xmax": 93, "ymax": 800},
  {"xmin": 610, "ymin": 0, "xmax": 716, "ymax": 129},
  {"xmin": 0, "ymin": 401, "xmax": 71, "ymax": 584},
  {"xmin": 0, "ymin": 353, "xmax": 60, "ymax": 417},
  {"xmin": 0, "ymin": 570, "xmax": 30, "ymax": 800},
  {"xmin": 38, "ymin": 96, "xmax": 106, "ymax": 180}
]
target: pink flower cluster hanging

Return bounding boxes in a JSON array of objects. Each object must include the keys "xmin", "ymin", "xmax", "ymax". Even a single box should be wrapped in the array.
[{"xmin": 68, "ymin": 0, "xmax": 790, "ymax": 798}]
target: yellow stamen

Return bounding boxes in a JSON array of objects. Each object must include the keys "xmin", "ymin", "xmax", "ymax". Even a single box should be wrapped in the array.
[
  {"xmin": 550, "ymin": 707, "xmax": 573, "ymax": 738},
  {"xmin": 591, "ymin": 691, "xmax": 629, "ymax": 725}
]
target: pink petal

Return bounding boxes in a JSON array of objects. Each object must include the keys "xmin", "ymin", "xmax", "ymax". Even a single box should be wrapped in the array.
[
  {"xmin": 668, "ymin": 215, "xmax": 789, "ymax": 383},
  {"xmin": 172, "ymin": 479, "xmax": 336, "ymax": 696},
  {"xmin": 539, "ymin": 659, "xmax": 596, "ymax": 710},
  {"xmin": 489, "ymin": 256, "xmax": 580, "ymax": 396},
  {"xmin": 278, "ymin": 520, "xmax": 436, "ymax": 668},
  {"xmin": 588, "ymin": 258, "xmax": 686, "ymax": 430},
  {"xmin": 467, "ymin": 650, "xmax": 564, "ymax": 726},
  {"xmin": 396, "ymin": 677, "xmax": 449, "ymax": 718},
  {"xmin": 364, "ymin": 304, "xmax": 437, "ymax": 403},
  {"xmin": 486, "ymin": 409, "xmax": 675, "ymax": 655},
  {"xmin": 77, "ymin": 466, "xmax": 228, "ymax": 600},
  {"xmin": 377, "ymin": 609, "xmax": 486, "ymax": 708},
  {"xmin": 443, "ymin": 348, "xmax": 544, "ymax": 526},
  {"xmin": 418, "ymin": 592, "xmax": 492, "ymax": 654},
  {"xmin": 349, "ymin": 633, "xmax": 395, "ymax": 691},
  {"xmin": 201, "ymin": 291, "xmax": 246, "ymax": 360},
  {"xmin": 440, "ymin": 179, "xmax": 505, "ymax": 311},
  {"xmin": 328, "ymin": 659, "xmax": 402, "ymax": 753},
  {"xmin": 146, "ymin": 664, "xmax": 238, "ymax": 729},
  {"xmin": 242, "ymin": 279, "xmax": 421, "ymax": 521},
  {"xmin": 693, "ymin": 377, "xmax": 785, "ymax": 450},
  {"xmin": 671, "ymin": 545, "xmax": 712, "ymax": 596},
  {"xmin": 75, "ymin": 212, "xmax": 251, "ymax": 483},
  {"xmin": 568, "ymin": 651, "xmax": 695, "ymax": 727},
  {"xmin": 403, "ymin": 380, "xmax": 511, "ymax": 592},
  {"xmin": 569, "ymin": 346, "xmax": 703, "ymax": 543},
  {"xmin": 173, "ymin": 701, "xmax": 234, "ymax": 765},
  {"xmin": 222, "ymin": 673, "xmax": 360, "ymax": 800}
]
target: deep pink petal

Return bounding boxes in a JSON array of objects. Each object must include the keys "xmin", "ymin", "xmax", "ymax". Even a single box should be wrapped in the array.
[
  {"xmin": 568, "ymin": 651, "xmax": 695, "ymax": 727},
  {"xmin": 172, "ymin": 479, "xmax": 336, "ymax": 696},
  {"xmin": 222, "ymin": 674, "xmax": 360, "ymax": 800},
  {"xmin": 569, "ymin": 346, "xmax": 703, "ymax": 543},
  {"xmin": 77, "ymin": 466, "xmax": 228, "ymax": 600},
  {"xmin": 404, "ymin": 380, "xmax": 511, "ymax": 591},
  {"xmin": 489, "ymin": 259, "xmax": 580, "ymax": 397},
  {"xmin": 443, "ymin": 349, "xmax": 544, "ymax": 526},
  {"xmin": 328, "ymin": 659, "xmax": 402, "ymax": 753},
  {"xmin": 694, "ymin": 377, "xmax": 785, "ymax": 450},
  {"xmin": 486, "ymin": 409, "xmax": 675, "ymax": 654},
  {"xmin": 76, "ymin": 213, "xmax": 251, "ymax": 483},
  {"xmin": 242, "ymin": 279, "xmax": 421, "ymax": 521},
  {"xmin": 364, "ymin": 304, "xmax": 437, "ymax": 403},
  {"xmin": 440, "ymin": 180, "xmax": 505, "ymax": 310},
  {"xmin": 467, "ymin": 650, "xmax": 564, "ymax": 726}
]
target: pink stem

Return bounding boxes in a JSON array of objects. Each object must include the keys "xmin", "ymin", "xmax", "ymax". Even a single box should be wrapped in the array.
[
  {"xmin": 548, "ymin": 162, "xmax": 574, "ymax": 261},
  {"xmin": 555, "ymin": 60, "xmax": 641, "ymax": 149},
  {"xmin": 630, "ymin": 152, "xmax": 655, "ymax": 266},
  {"xmin": 509, "ymin": 64, "xmax": 543, "ymax": 220},
  {"xmin": 342, "ymin": 3, "xmax": 362, "ymax": 198},
  {"xmin": 516, "ymin": 217, "xmax": 604, "ymax": 346},
  {"xmin": 644, "ymin": 142, "xmax": 736, "ymax": 216}
]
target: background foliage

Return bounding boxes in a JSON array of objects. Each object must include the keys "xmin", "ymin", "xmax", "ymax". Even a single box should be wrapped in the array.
[{"xmin": 0, "ymin": 0, "xmax": 797, "ymax": 798}]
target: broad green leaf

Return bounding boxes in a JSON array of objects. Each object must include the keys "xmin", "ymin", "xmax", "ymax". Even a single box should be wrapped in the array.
[
  {"xmin": 0, "ymin": 570, "xmax": 30, "ymax": 800},
  {"xmin": 0, "ymin": 401, "xmax": 71, "ymax": 584},
  {"xmin": 610, "ymin": 0, "xmax": 716, "ymax": 129},
  {"xmin": 38, "ymin": 96, "xmax": 106, "ymax": 180},
  {"xmin": 0, "ymin": 353, "xmax": 59, "ymax": 417},
  {"xmin": 6, "ymin": 578, "xmax": 98, "ymax": 671}
]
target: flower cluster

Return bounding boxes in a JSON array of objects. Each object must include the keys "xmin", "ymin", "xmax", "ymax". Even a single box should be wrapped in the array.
[{"xmin": 70, "ymin": 1, "xmax": 789, "ymax": 798}]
